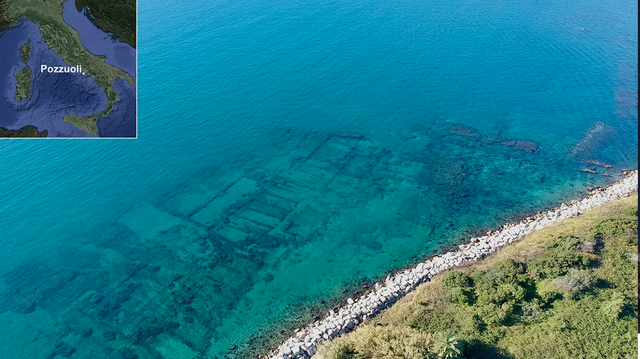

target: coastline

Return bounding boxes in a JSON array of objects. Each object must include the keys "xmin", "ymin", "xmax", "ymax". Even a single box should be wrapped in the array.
[{"xmin": 266, "ymin": 170, "xmax": 639, "ymax": 359}]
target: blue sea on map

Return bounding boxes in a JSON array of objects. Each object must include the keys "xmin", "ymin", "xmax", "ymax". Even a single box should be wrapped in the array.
[
  {"xmin": 62, "ymin": 0, "xmax": 137, "ymax": 137},
  {"xmin": 0, "ymin": 20, "xmax": 107, "ymax": 136},
  {"xmin": 0, "ymin": 1, "xmax": 136, "ymax": 137},
  {"xmin": 0, "ymin": 0, "xmax": 637, "ymax": 357}
]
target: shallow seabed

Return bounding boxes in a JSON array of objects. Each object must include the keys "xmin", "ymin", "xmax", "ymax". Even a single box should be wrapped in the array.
[
  {"xmin": 0, "ymin": 0, "xmax": 637, "ymax": 357},
  {"xmin": 0, "ymin": 123, "xmax": 636, "ymax": 359}
]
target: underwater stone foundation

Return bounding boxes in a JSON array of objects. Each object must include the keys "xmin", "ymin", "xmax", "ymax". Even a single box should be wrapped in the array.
[{"xmin": 267, "ymin": 170, "xmax": 639, "ymax": 359}]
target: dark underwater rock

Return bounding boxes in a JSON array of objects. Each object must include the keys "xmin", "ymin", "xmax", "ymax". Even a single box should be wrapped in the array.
[
  {"xmin": 130, "ymin": 326, "xmax": 164, "ymax": 345},
  {"xmin": 0, "ymin": 262, "xmax": 77, "ymax": 314},
  {"xmin": 103, "ymin": 330, "xmax": 117, "ymax": 341},
  {"xmin": 162, "ymin": 321, "xmax": 181, "ymax": 330},
  {"xmin": 449, "ymin": 124, "xmax": 479, "ymax": 137},
  {"xmin": 173, "ymin": 291, "xmax": 195, "ymax": 306},
  {"xmin": 117, "ymin": 347, "xmax": 139, "ymax": 359},
  {"xmin": 515, "ymin": 140, "xmax": 539, "ymax": 153},
  {"xmin": 80, "ymin": 327, "xmax": 93, "ymax": 338},
  {"xmin": 123, "ymin": 262, "xmax": 148, "ymax": 278},
  {"xmin": 50, "ymin": 341, "xmax": 76, "ymax": 358}
]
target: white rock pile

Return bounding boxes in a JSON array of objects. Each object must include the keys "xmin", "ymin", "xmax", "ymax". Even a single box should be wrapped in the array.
[{"xmin": 268, "ymin": 171, "xmax": 638, "ymax": 359}]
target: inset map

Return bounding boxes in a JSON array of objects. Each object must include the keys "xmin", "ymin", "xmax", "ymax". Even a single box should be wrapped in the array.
[{"xmin": 0, "ymin": 0, "xmax": 136, "ymax": 138}]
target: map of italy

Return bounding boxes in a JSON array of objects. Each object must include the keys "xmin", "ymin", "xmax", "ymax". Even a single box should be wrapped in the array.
[{"xmin": 0, "ymin": 0, "xmax": 136, "ymax": 138}]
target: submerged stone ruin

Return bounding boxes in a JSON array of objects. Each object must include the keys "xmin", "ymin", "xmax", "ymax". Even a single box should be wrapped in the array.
[
  {"xmin": 268, "ymin": 170, "xmax": 638, "ymax": 359},
  {"xmin": 0, "ymin": 124, "xmax": 630, "ymax": 359}
]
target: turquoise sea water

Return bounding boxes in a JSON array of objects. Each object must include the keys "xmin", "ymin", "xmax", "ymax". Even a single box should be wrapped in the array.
[{"xmin": 0, "ymin": 0, "xmax": 637, "ymax": 357}]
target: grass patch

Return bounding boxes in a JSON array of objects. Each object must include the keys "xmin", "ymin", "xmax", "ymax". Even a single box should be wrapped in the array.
[{"xmin": 316, "ymin": 192, "xmax": 638, "ymax": 359}]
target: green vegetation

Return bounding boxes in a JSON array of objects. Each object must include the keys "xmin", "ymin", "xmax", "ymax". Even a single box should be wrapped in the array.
[
  {"xmin": 64, "ymin": 113, "xmax": 100, "ymax": 136},
  {"xmin": 0, "ymin": 0, "xmax": 9, "ymax": 31},
  {"xmin": 318, "ymin": 326, "xmax": 463, "ymax": 359},
  {"xmin": 75, "ymin": 0, "xmax": 135, "ymax": 47},
  {"xmin": 0, "ymin": 125, "xmax": 47, "ymax": 137},
  {"xmin": 317, "ymin": 193, "xmax": 638, "ymax": 359},
  {"xmin": 19, "ymin": 39, "xmax": 30, "ymax": 63},
  {"xmin": 14, "ymin": 65, "xmax": 32, "ymax": 101},
  {"xmin": 6, "ymin": 0, "xmax": 134, "ymax": 133},
  {"xmin": 14, "ymin": 41, "xmax": 32, "ymax": 101}
]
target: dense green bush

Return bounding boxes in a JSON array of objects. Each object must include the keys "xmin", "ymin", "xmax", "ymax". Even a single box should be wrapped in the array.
[
  {"xmin": 600, "ymin": 291, "xmax": 625, "ymax": 319},
  {"xmin": 471, "ymin": 259, "xmax": 529, "ymax": 306},
  {"xmin": 317, "ymin": 198, "xmax": 638, "ymax": 359},
  {"xmin": 593, "ymin": 217, "xmax": 638, "ymax": 244},
  {"xmin": 527, "ymin": 247, "xmax": 590, "ymax": 279},
  {"xmin": 441, "ymin": 271, "xmax": 472, "ymax": 289},
  {"xmin": 473, "ymin": 302, "xmax": 512, "ymax": 326},
  {"xmin": 534, "ymin": 279, "xmax": 562, "ymax": 304},
  {"xmin": 545, "ymin": 235, "xmax": 582, "ymax": 251},
  {"xmin": 431, "ymin": 333, "xmax": 463, "ymax": 359},
  {"xmin": 519, "ymin": 299, "xmax": 545, "ymax": 323},
  {"xmin": 450, "ymin": 287, "xmax": 472, "ymax": 305}
]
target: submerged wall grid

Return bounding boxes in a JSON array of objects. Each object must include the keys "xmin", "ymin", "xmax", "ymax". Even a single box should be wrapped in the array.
[{"xmin": 267, "ymin": 170, "xmax": 639, "ymax": 359}]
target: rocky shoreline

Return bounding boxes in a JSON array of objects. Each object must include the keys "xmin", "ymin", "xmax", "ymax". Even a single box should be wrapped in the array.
[{"xmin": 266, "ymin": 170, "xmax": 638, "ymax": 359}]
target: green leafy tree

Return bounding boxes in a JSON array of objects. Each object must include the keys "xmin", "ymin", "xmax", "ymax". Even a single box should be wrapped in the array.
[
  {"xmin": 600, "ymin": 291, "xmax": 625, "ymax": 319},
  {"xmin": 441, "ymin": 271, "xmax": 472, "ymax": 288},
  {"xmin": 528, "ymin": 249, "xmax": 590, "ymax": 279},
  {"xmin": 450, "ymin": 287, "xmax": 472, "ymax": 305},
  {"xmin": 535, "ymin": 279, "xmax": 562, "ymax": 304},
  {"xmin": 431, "ymin": 333, "xmax": 462, "ymax": 359}
]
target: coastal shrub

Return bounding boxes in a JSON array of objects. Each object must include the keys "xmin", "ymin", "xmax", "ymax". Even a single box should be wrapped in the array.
[
  {"xmin": 410, "ymin": 303, "xmax": 483, "ymax": 340},
  {"xmin": 592, "ymin": 216, "xmax": 638, "ymax": 244},
  {"xmin": 600, "ymin": 291, "xmax": 625, "ymax": 319},
  {"xmin": 316, "ymin": 326, "xmax": 434, "ymax": 359},
  {"xmin": 470, "ymin": 270, "xmax": 500, "ymax": 304},
  {"xmin": 441, "ymin": 271, "xmax": 472, "ymax": 289},
  {"xmin": 535, "ymin": 280, "xmax": 562, "ymax": 304},
  {"xmin": 552, "ymin": 269, "xmax": 592, "ymax": 297},
  {"xmin": 471, "ymin": 260, "xmax": 529, "ymax": 306},
  {"xmin": 449, "ymin": 287, "xmax": 472, "ymax": 305},
  {"xmin": 410, "ymin": 307, "xmax": 459, "ymax": 334},
  {"xmin": 527, "ymin": 249, "xmax": 590, "ymax": 279},
  {"xmin": 494, "ymin": 259, "xmax": 527, "ymax": 283},
  {"xmin": 318, "ymin": 194, "xmax": 638, "ymax": 359},
  {"xmin": 473, "ymin": 303, "xmax": 511, "ymax": 326},
  {"xmin": 431, "ymin": 333, "xmax": 463, "ymax": 359},
  {"xmin": 495, "ymin": 282, "xmax": 526, "ymax": 304},
  {"xmin": 546, "ymin": 235, "xmax": 582, "ymax": 251},
  {"xmin": 472, "ymin": 260, "xmax": 526, "ymax": 287},
  {"xmin": 597, "ymin": 216, "xmax": 638, "ymax": 297},
  {"xmin": 519, "ymin": 299, "xmax": 545, "ymax": 324}
]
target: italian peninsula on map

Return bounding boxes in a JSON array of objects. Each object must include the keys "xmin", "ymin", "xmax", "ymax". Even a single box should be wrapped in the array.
[{"xmin": 0, "ymin": 0, "xmax": 136, "ymax": 138}]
